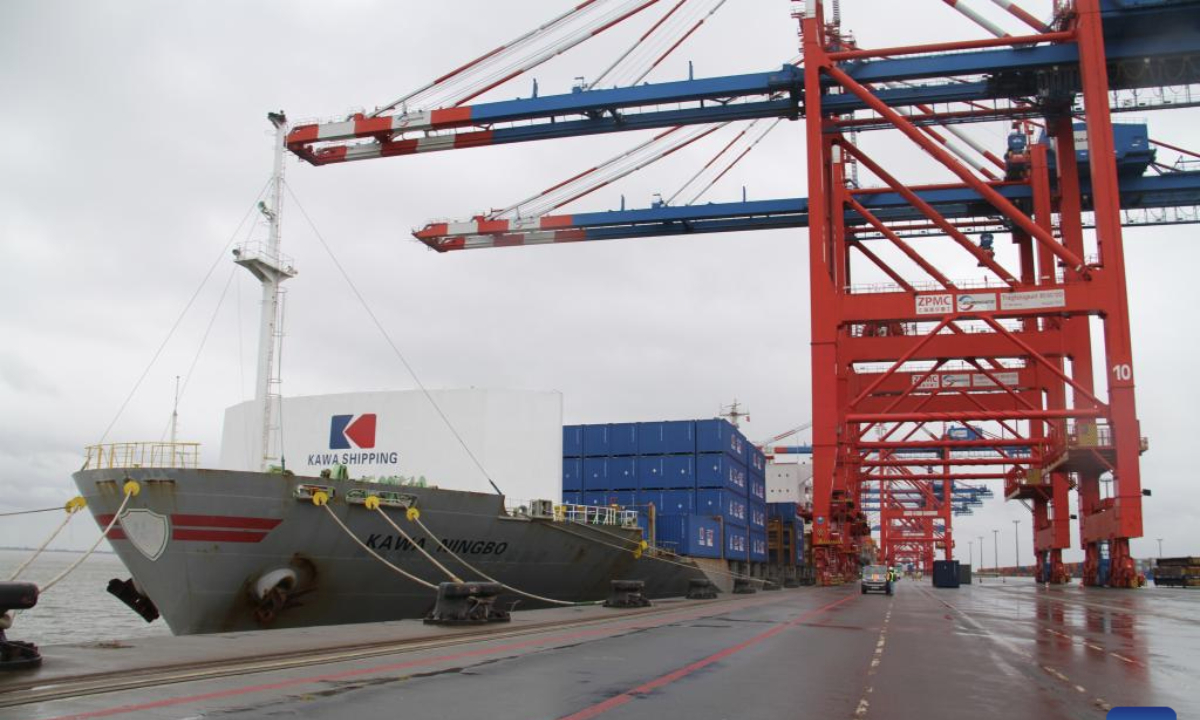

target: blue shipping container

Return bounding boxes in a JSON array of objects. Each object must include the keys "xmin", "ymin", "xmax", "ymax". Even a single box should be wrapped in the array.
[
  {"xmin": 637, "ymin": 456, "xmax": 664, "ymax": 489},
  {"xmin": 750, "ymin": 531, "xmax": 767, "ymax": 562},
  {"xmin": 582, "ymin": 491, "xmax": 636, "ymax": 508},
  {"xmin": 583, "ymin": 458, "xmax": 608, "ymax": 491},
  {"xmin": 562, "ymin": 491, "xmax": 582, "ymax": 505},
  {"xmin": 637, "ymin": 420, "xmax": 696, "ymax": 455},
  {"xmin": 637, "ymin": 490, "xmax": 662, "ymax": 510},
  {"xmin": 749, "ymin": 501, "xmax": 767, "ymax": 530},
  {"xmin": 563, "ymin": 458, "xmax": 582, "ymax": 492},
  {"xmin": 583, "ymin": 425, "xmax": 611, "ymax": 457},
  {"xmin": 607, "ymin": 457, "xmax": 638, "ymax": 490},
  {"xmin": 768, "ymin": 502, "xmax": 799, "ymax": 520},
  {"xmin": 749, "ymin": 477, "xmax": 766, "ymax": 502},
  {"xmin": 660, "ymin": 455, "xmax": 696, "ymax": 490},
  {"xmin": 658, "ymin": 489, "xmax": 696, "ymax": 513},
  {"xmin": 609, "ymin": 423, "xmax": 638, "ymax": 456},
  {"xmin": 747, "ymin": 445, "xmax": 766, "ymax": 476},
  {"xmin": 655, "ymin": 514, "xmax": 722, "ymax": 559},
  {"xmin": 696, "ymin": 489, "xmax": 747, "ymax": 526},
  {"xmin": 640, "ymin": 455, "xmax": 695, "ymax": 490},
  {"xmin": 563, "ymin": 425, "xmax": 583, "ymax": 457},
  {"xmin": 725, "ymin": 525, "xmax": 748, "ymax": 560},
  {"xmin": 695, "ymin": 453, "xmax": 747, "ymax": 493},
  {"xmin": 695, "ymin": 419, "xmax": 744, "ymax": 460}
]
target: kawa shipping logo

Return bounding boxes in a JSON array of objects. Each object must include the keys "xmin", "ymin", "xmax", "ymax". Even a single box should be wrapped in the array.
[
  {"xmin": 330, "ymin": 414, "xmax": 377, "ymax": 449},
  {"xmin": 309, "ymin": 414, "xmax": 398, "ymax": 467}
]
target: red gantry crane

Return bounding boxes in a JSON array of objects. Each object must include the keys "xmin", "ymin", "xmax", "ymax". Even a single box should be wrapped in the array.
[{"xmin": 284, "ymin": 0, "xmax": 1200, "ymax": 587}]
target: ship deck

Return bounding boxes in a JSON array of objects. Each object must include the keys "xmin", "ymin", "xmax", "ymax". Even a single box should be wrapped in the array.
[{"xmin": 4, "ymin": 580, "xmax": 1198, "ymax": 719}]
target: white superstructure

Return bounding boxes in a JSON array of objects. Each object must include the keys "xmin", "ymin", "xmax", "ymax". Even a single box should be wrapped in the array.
[
  {"xmin": 220, "ymin": 388, "xmax": 563, "ymax": 501},
  {"xmin": 766, "ymin": 459, "xmax": 813, "ymax": 506}
]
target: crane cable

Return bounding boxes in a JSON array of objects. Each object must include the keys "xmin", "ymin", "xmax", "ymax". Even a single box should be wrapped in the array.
[
  {"xmin": 409, "ymin": 0, "xmax": 665, "ymax": 112},
  {"xmin": 372, "ymin": 0, "xmax": 606, "ymax": 117},
  {"xmin": 626, "ymin": 0, "xmax": 729, "ymax": 88},
  {"xmin": 489, "ymin": 126, "xmax": 685, "ymax": 219},
  {"xmin": 6, "ymin": 498, "xmax": 88, "ymax": 581},
  {"xmin": 506, "ymin": 123, "xmax": 728, "ymax": 219},
  {"xmin": 589, "ymin": 0, "xmax": 692, "ymax": 89},
  {"xmin": 683, "ymin": 117, "xmax": 784, "ymax": 206},
  {"xmin": 600, "ymin": 0, "xmax": 709, "ymax": 88},
  {"xmin": 285, "ymin": 184, "xmax": 503, "ymax": 497}
]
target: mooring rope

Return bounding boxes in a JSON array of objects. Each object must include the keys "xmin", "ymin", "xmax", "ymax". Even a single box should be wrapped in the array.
[
  {"xmin": 406, "ymin": 510, "xmax": 603, "ymax": 607},
  {"xmin": 7, "ymin": 498, "xmax": 87, "ymax": 581},
  {"xmin": 547, "ymin": 520, "xmax": 768, "ymax": 586},
  {"xmin": 313, "ymin": 493, "xmax": 438, "ymax": 590},
  {"xmin": 41, "ymin": 487, "xmax": 135, "ymax": 594},
  {"xmin": 369, "ymin": 501, "xmax": 462, "ymax": 583},
  {"xmin": 0, "ymin": 506, "xmax": 66, "ymax": 518}
]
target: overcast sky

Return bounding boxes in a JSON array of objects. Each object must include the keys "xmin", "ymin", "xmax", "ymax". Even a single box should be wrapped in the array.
[{"xmin": 1, "ymin": 1, "xmax": 1196, "ymax": 566}]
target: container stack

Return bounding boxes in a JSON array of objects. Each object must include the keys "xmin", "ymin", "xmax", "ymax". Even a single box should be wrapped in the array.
[
  {"xmin": 561, "ymin": 419, "xmax": 754, "ymax": 562},
  {"xmin": 766, "ymin": 502, "xmax": 805, "ymax": 566},
  {"xmin": 748, "ymin": 444, "xmax": 767, "ymax": 562},
  {"xmin": 932, "ymin": 560, "xmax": 961, "ymax": 588},
  {"xmin": 1154, "ymin": 557, "xmax": 1200, "ymax": 587}
]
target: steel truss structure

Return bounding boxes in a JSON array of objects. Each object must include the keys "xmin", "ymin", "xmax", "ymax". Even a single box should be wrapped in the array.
[{"xmin": 286, "ymin": 0, "xmax": 1200, "ymax": 587}]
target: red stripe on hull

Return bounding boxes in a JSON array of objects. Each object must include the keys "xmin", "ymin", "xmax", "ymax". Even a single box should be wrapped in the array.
[
  {"xmin": 95, "ymin": 514, "xmax": 278, "ymax": 543},
  {"xmin": 172, "ymin": 529, "xmax": 269, "ymax": 543},
  {"xmin": 171, "ymin": 514, "xmax": 282, "ymax": 530}
]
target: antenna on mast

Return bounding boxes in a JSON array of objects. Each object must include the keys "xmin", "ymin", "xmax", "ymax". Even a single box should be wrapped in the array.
[
  {"xmin": 720, "ymin": 399, "xmax": 750, "ymax": 428},
  {"xmin": 234, "ymin": 111, "xmax": 298, "ymax": 471},
  {"xmin": 169, "ymin": 375, "xmax": 181, "ymax": 445}
]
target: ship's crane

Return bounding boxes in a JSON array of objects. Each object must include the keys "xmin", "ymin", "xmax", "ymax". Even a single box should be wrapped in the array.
[{"xmin": 283, "ymin": 0, "xmax": 1200, "ymax": 587}]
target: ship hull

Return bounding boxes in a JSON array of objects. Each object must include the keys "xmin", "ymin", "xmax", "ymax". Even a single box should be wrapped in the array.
[{"xmin": 73, "ymin": 468, "xmax": 705, "ymax": 635}]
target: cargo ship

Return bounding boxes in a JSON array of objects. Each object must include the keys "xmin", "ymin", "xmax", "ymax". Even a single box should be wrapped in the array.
[{"xmin": 71, "ymin": 114, "xmax": 706, "ymax": 635}]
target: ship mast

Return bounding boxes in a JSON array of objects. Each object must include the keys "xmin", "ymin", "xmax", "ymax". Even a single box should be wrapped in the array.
[{"xmin": 235, "ymin": 112, "xmax": 297, "ymax": 471}]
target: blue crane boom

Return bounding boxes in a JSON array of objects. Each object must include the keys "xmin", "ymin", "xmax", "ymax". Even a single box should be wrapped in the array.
[
  {"xmin": 286, "ymin": 1, "xmax": 1200, "ymax": 166},
  {"xmin": 413, "ymin": 169, "xmax": 1200, "ymax": 251}
]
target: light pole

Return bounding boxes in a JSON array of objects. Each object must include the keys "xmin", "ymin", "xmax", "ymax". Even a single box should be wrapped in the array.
[
  {"xmin": 968, "ymin": 540, "xmax": 974, "ymax": 570},
  {"xmin": 978, "ymin": 535, "xmax": 984, "ymax": 582},
  {"xmin": 1013, "ymin": 519, "xmax": 1021, "ymax": 579},
  {"xmin": 993, "ymin": 529, "xmax": 1000, "ymax": 582},
  {"xmin": 1157, "ymin": 538, "xmax": 1164, "ymax": 558}
]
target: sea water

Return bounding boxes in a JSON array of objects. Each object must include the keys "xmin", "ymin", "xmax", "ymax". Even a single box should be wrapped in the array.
[{"xmin": 0, "ymin": 549, "xmax": 170, "ymax": 645}]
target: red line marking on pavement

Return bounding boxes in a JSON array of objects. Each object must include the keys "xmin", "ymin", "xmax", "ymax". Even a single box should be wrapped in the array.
[
  {"xmin": 556, "ymin": 593, "xmax": 856, "ymax": 720},
  {"xmin": 42, "ymin": 591, "xmax": 844, "ymax": 720}
]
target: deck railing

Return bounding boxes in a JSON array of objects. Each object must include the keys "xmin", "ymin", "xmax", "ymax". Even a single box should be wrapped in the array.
[
  {"xmin": 83, "ymin": 442, "xmax": 201, "ymax": 470},
  {"xmin": 555, "ymin": 503, "xmax": 640, "ymax": 528}
]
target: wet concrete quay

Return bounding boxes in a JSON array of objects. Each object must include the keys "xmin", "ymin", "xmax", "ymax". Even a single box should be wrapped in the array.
[{"xmin": 3, "ymin": 580, "xmax": 1196, "ymax": 720}]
